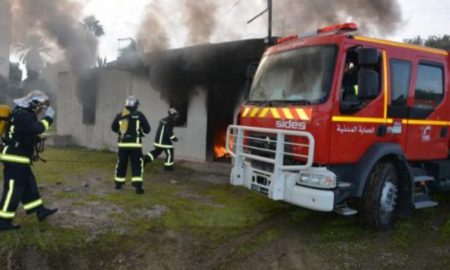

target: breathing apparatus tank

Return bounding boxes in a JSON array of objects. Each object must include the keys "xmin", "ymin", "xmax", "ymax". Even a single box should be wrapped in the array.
[{"xmin": 0, "ymin": 105, "xmax": 11, "ymax": 138}]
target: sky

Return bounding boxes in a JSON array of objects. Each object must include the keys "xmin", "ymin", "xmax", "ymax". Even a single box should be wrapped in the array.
[
  {"xmin": 80, "ymin": 0, "xmax": 450, "ymax": 61},
  {"xmin": 81, "ymin": 0, "xmax": 268, "ymax": 60},
  {"xmin": 392, "ymin": 0, "xmax": 450, "ymax": 40},
  {"xmin": 10, "ymin": 0, "xmax": 450, "ymax": 63}
]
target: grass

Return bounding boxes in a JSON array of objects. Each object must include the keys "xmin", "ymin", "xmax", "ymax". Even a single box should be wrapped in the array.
[
  {"xmin": 0, "ymin": 147, "xmax": 449, "ymax": 269},
  {"xmin": 442, "ymin": 218, "xmax": 450, "ymax": 241},
  {"xmin": 235, "ymin": 228, "xmax": 282, "ymax": 257},
  {"xmin": 0, "ymin": 147, "xmax": 286, "ymax": 255},
  {"xmin": 305, "ymin": 196, "xmax": 450, "ymax": 270}
]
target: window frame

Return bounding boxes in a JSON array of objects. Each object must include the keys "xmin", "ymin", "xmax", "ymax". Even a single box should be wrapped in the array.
[
  {"xmin": 389, "ymin": 58, "xmax": 412, "ymax": 106},
  {"xmin": 339, "ymin": 46, "xmax": 383, "ymax": 114},
  {"xmin": 413, "ymin": 61, "xmax": 445, "ymax": 110}
]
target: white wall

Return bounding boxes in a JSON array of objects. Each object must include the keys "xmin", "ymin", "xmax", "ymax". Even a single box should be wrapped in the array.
[
  {"xmin": 57, "ymin": 72, "xmax": 85, "ymax": 146},
  {"xmin": 174, "ymin": 87, "xmax": 208, "ymax": 161},
  {"xmin": 56, "ymin": 70, "xmax": 209, "ymax": 161}
]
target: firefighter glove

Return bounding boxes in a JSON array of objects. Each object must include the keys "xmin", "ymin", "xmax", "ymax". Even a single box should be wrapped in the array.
[
  {"xmin": 172, "ymin": 137, "xmax": 178, "ymax": 142},
  {"xmin": 45, "ymin": 106, "xmax": 55, "ymax": 119}
]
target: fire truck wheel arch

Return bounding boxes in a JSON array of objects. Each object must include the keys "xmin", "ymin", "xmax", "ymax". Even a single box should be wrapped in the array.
[{"xmin": 352, "ymin": 143, "xmax": 414, "ymax": 200}]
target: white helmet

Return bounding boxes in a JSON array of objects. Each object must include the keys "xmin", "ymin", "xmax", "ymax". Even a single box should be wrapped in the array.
[
  {"xmin": 14, "ymin": 90, "xmax": 49, "ymax": 111},
  {"xmin": 125, "ymin": 96, "xmax": 139, "ymax": 108},
  {"xmin": 168, "ymin": 107, "xmax": 179, "ymax": 117}
]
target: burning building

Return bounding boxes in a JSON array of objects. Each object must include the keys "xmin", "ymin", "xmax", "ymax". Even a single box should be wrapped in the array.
[{"xmin": 56, "ymin": 39, "xmax": 265, "ymax": 161}]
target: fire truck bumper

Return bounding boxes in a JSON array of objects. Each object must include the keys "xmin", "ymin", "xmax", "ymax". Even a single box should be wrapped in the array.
[
  {"xmin": 284, "ymin": 185, "xmax": 334, "ymax": 212},
  {"xmin": 231, "ymin": 162, "xmax": 335, "ymax": 212}
]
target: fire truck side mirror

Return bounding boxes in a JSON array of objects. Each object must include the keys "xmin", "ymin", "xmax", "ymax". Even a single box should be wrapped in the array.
[
  {"xmin": 357, "ymin": 48, "xmax": 380, "ymax": 66},
  {"xmin": 246, "ymin": 62, "xmax": 259, "ymax": 79},
  {"xmin": 244, "ymin": 62, "xmax": 259, "ymax": 100},
  {"xmin": 358, "ymin": 69, "xmax": 380, "ymax": 99}
]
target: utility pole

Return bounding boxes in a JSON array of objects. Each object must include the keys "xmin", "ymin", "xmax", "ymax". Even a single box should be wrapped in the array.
[
  {"xmin": 247, "ymin": 0, "xmax": 273, "ymax": 42},
  {"xmin": 267, "ymin": 0, "xmax": 272, "ymax": 40}
]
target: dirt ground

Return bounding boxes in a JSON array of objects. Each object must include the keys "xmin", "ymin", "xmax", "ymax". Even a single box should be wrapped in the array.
[{"xmin": 0, "ymin": 147, "xmax": 449, "ymax": 270}]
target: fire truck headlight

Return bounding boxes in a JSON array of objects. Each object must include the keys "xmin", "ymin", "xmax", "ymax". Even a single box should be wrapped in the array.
[{"xmin": 298, "ymin": 172, "xmax": 336, "ymax": 189}]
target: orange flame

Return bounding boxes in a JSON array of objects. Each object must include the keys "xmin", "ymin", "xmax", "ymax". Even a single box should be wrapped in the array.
[
  {"xmin": 214, "ymin": 128, "xmax": 233, "ymax": 158},
  {"xmin": 214, "ymin": 145, "xmax": 228, "ymax": 158}
]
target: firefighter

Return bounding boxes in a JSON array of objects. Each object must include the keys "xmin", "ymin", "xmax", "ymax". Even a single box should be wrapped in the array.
[
  {"xmin": 0, "ymin": 90, "xmax": 58, "ymax": 231},
  {"xmin": 111, "ymin": 96, "xmax": 150, "ymax": 194},
  {"xmin": 342, "ymin": 60, "xmax": 358, "ymax": 100},
  {"xmin": 144, "ymin": 108, "xmax": 179, "ymax": 171}
]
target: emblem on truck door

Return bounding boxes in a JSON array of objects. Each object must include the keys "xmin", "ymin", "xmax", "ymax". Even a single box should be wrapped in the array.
[
  {"xmin": 275, "ymin": 119, "xmax": 306, "ymax": 130},
  {"xmin": 422, "ymin": 126, "xmax": 431, "ymax": 142}
]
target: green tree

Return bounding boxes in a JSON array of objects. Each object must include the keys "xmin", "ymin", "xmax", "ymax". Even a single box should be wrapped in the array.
[
  {"xmin": 403, "ymin": 36, "xmax": 423, "ymax": 46},
  {"xmin": 14, "ymin": 34, "xmax": 53, "ymax": 73},
  {"xmin": 96, "ymin": 57, "xmax": 108, "ymax": 68},
  {"xmin": 404, "ymin": 35, "xmax": 450, "ymax": 50},
  {"xmin": 82, "ymin": 15, "xmax": 105, "ymax": 37}
]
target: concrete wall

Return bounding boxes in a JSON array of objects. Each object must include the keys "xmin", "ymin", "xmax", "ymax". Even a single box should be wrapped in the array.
[
  {"xmin": 173, "ymin": 87, "xmax": 207, "ymax": 161},
  {"xmin": 0, "ymin": 0, "xmax": 11, "ymax": 78},
  {"xmin": 56, "ymin": 69, "xmax": 208, "ymax": 161}
]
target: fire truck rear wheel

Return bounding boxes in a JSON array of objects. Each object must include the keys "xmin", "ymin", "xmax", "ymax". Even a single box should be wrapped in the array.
[{"xmin": 360, "ymin": 162, "xmax": 399, "ymax": 230}]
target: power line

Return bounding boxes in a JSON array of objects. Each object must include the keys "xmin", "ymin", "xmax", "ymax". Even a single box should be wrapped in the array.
[{"xmin": 220, "ymin": 0, "xmax": 241, "ymax": 16}]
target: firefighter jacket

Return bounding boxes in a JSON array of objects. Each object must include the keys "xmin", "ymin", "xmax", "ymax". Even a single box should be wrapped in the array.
[
  {"xmin": 0, "ymin": 107, "xmax": 53, "ymax": 165},
  {"xmin": 342, "ymin": 68, "xmax": 358, "ymax": 98},
  {"xmin": 111, "ymin": 109, "xmax": 150, "ymax": 148},
  {"xmin": 153, "ymin": 116, "xmax": 177, "ymax": 149}
]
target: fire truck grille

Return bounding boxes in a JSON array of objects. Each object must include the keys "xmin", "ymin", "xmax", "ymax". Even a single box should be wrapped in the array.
[
  {"xmin": 247, "ymin": 132, "xmax": 295, "ymax": 170},
  {"xmin": 248, "ymin": 133, "xmax": 277, "ymax": 158}
]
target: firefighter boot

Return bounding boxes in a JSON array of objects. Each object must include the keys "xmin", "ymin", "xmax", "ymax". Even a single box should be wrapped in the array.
[
  {"xmin": 0, "ymin": 218, "xmax": 20, "ymax": 231},
  {"xmin": 135, "ymin": 185, "xmax": 144, "ymax": 195},
  {"xmin": 36, "ymin": 207, "xmax": 58, "ymax": 222},
  {"xmin": 143, "ymin": 154, "xmax": 152, "ymax": 166},
  {"xmin": 115, "ymin": 183, "xmax": 123, "ymax": 190}
]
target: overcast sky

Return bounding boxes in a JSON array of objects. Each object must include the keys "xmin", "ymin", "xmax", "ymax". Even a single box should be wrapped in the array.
[{"xmin": 74, "ymin": 0, "xmax": 450, "ymax": 60}]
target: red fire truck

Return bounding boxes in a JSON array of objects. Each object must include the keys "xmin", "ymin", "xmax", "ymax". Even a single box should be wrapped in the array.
[{"xmin": 226, "ymin": 23, "xmax": 450, "ymax": 230}]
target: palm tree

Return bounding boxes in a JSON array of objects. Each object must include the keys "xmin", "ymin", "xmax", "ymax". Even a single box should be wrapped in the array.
[
  {"xmin": 83, "ymin": 15, "xmax": 105, "ymax": 37},
  {"xmin": 14, "ymin": 34, "xmax": 53, "ymax": 73}
]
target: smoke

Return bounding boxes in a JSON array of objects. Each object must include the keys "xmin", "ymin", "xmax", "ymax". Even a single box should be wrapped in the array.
[
  {"xmin": 137, "ymin": 0, "xmax": 403, "ymax": 53},
  {"xmin": 12, "ymin": 0, "xmax": 97, "ymax": 76},
  {"xmin": 273, "ymin": 0, "xmax": 403, "ymax": 36},
  {"xmin": 183, "ymin": 0, "xmax": 218, "ymax": 45},
  {"xmin": 137, "ymin": 0, "xmax": 219, "ymax": 51},
  {"xmin": 137, "ymin": 1, "xmax": 169, "ymax": 51},
  {"xmin": 11, "ymin": 0, "xmax": 99, "ymax": 122}
]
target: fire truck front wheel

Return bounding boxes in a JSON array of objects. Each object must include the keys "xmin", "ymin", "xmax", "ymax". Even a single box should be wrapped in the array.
[{"xmin": 360, "ymin": 162, "xmax": 399, "ymax": 230}]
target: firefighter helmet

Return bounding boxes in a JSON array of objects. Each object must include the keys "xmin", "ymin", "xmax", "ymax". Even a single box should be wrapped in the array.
[
  {"xmin": 168, "ymin": 107, "xmax": 179, "ymax": 117},
  {"xmin": 125, "ymin": 96, "xmax": 139, "ymax": 109},
  {"xmin": 14, "ymin": 90, "xmax": 49, "ymax": 112}
]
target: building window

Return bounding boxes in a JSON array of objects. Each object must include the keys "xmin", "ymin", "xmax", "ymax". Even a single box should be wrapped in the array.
[
  {"xmin": 414, "ymin": 63, "xmax": 444, "ymax": 109},
  {"xmin": 390, "ymin": 59, "xmax": 411, "ymax": 106},
  {"xmin": 77, "ymin": 72, "xmax": 99, "ymax": 125},
  {"xmin": 170, "ymin": 95, "xmax": 187, "ymax": 127}
]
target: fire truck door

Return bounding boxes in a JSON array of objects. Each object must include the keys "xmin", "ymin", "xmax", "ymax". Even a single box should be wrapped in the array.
[
  {"xmin": 404, "ymin": 61, "xmax": 449, "ymax": 160},
  {"xmin": 330, "ymin": 47, "xmax": 388, "ymax": 164}
]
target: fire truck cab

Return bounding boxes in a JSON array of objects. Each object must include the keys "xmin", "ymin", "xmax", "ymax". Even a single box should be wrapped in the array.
[{"xmin": 226, "ymin": 23, "xmax": 450, "ymax": 230}]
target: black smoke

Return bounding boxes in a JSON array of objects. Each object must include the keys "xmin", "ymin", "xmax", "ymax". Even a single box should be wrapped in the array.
[
  {"xmin": 12, "ymin": 0, "xmax": 98, "ymax": 121},
  {"xmin": 273, "ymin": 0, "xmax": 403, "ymax": 36}
]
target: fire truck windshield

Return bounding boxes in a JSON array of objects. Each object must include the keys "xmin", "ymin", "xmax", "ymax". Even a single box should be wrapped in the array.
[{"xmin": 248, "ymin": 45, "xmax": 337, "ymax": 104}]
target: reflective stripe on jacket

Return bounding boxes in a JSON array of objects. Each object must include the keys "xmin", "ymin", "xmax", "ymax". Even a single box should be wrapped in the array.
[
  {"xmin": 153, "ymin": 116, "xmax": 176, "ymax": 148},
  {"xmin": 111, "ymin": 110, "xmax": 150, "ymax": 148},
  {"xmin": 0, "ymin": 107, "xmax": 52, "ymax": 165}
]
